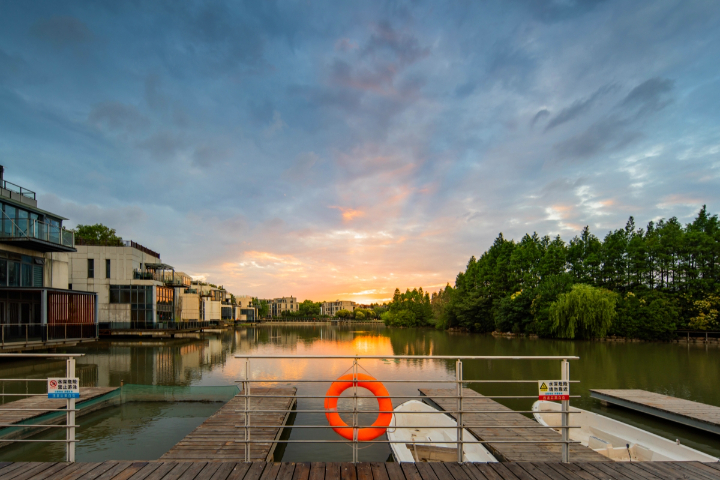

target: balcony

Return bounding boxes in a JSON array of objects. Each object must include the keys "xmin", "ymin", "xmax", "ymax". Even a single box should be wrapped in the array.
[
  {"xmin": 133, "ymin": 269, "xmax": 162, "ymax": 282},
  {"xmin": 0, "ymin": 218, "xmax": 75, "ymax": 252},
  {"xmin": 1, "ymin": 180, "xmax": 37, "ymax": 209},
  {"xmin": 0, "ymin": 287, "xmax": 97, "ymax": 351}
]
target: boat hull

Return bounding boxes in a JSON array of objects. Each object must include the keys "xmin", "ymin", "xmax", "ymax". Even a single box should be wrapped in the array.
[
  {"xmin": 532, "ymin": 400, "xmax": 718, "ymax": 462},
  {"xmin": 387, "ymin": 400, "xmax": 497, "ymax": 463}
]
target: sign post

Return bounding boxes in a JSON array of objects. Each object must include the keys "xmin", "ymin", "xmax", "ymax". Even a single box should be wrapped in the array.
[
  {"xmin": 48, "ymin": 361, "xmax": 79, "ymax": 462},
  {"xmin": 538, "ymin": 371, "xmax": 571, "ymax": 462}
]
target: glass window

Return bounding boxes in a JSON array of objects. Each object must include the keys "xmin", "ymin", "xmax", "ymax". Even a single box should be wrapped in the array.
[
  {"xmin": 109, "ymin": 286, "xmax": 120, "ymax": 304},
  {"xmin": 120, "ymin": 287, "xmax": 130, "ymax": 304},
  {"xmin": 17, "ymin": 209, "xmax": 28, "ymax": 235},
  {"xmin": 137, "ymin": 288, "xmax": 145, "ymax": 305},
  {"xmin": 4, "ymin": 205, "xmax": 15, "ymax": 236},
  {"xmin": 8, "ymin": 261, "xmax": 19, "ymax": 286},
  {"xmin": 0, "ymin": 259, "xmax": 6, "ymax": 286},
  {"xmin": 32, "ymin": 265, "xmax": 43, "ymax": 287},
  {"xmin": 87, "ymin": 259, "xmax": 94, "ymax": 278},
  {"xmin": 106, "ymin": 259, "xmax": 111, "ymax": 279},
  {"xmin": 21, "ymin": 263, "xmax": 31, "ymax": 286}
]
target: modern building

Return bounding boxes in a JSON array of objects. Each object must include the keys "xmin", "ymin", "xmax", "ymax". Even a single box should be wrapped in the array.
[
  {"xmin": 234, "ymin": 295, "xmax": 257, "ymax": 322},
  {"xmin": 0, "ymin": 166, "xmax": 97, "ymax": 351},
  {"xmin": 321, "ymin": 300, "xmax": 356, "ymax": 316},
  {"xmin": 191, "ymin": 282, "xmax": 226, "ymax": 324},
  {"xmin": 68, "ymin": 243, "xmax": 218, "ymax": 330},
  {"xmin": 267, "ymin": 296, "xmax": 298, "ymax": 317}
]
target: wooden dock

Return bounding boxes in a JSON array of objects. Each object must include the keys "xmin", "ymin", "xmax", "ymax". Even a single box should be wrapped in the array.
[
  {"xmin": 0, "ymin": 461, "xmax": 718, "ymax": 480},
  {"xmin": 419, "ymin": 388, "xmax": 609, "ymax": 463},
  {"xmin": 0, "ymin": 387, "xmax": 119, "ymax": 446},
  {"xmin": 591, "ymin": 389, "xmax": 720, "ymax": 435},
  {"xmin": 161, "ymin": 388, "xmax": 297, "ymax": 462}
]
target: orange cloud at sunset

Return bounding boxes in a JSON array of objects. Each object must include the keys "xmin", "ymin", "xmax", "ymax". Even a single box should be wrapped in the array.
[{"xmin": 330, "ymin": 206, "xmax": 366, "ymax": 222}]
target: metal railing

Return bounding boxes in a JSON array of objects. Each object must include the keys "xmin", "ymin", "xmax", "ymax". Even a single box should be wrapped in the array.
[
  {"xmin": 1, "ymin": 323, "xmax": 97, "ymax": 346},
  {"xmin": 0, "ymin": 215, "xmax": 74, "ymax": 248},
  {"xmin": 2, "ymin": 180, "xmax": 36, "ymax": 200},
  {"xmin": 233, "ymin": 355, "xmax": 578, "ymax": 463},
  {"xmin": 98, "ymin": 320, "xmax": 219, "ymax": 331},
  {"xmin": 0, "ymin": 353, "xmax": 83, "ymax": 462}
]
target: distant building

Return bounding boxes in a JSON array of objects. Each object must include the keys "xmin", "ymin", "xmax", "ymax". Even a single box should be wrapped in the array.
[
  {"xmin": 0, "ymin": 165, "xmax": 97, "ymax": 351},
  {"xmin": 262, "ymin": 296, "xmax": 298, "ymax": 317},
  {"xmin": 69, "ymin": 242, "xmax": 179, "ymax": 327},
  {"xmin": 321, "ymin": 300, "xmax": 356, "ymax": 316}
]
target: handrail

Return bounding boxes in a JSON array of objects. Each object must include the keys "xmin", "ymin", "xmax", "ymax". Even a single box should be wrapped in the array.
[
  {"xmin": 0, "ymin": 354, "xmax": 81, "ymax": 461},
  {"xmin": 0, "ymin": 211, "xmax": 74, "ymax": 248},
  {"xmin": 2, "ymin": 180, "xmax": 36, "ymax": 200},
  {"xmin": 235, "ymin": 355, "xmax": 576, "ymax": 463},
  {"xmin": 235, "ymin": 354, "xmax": 580, "ymax": 360}
]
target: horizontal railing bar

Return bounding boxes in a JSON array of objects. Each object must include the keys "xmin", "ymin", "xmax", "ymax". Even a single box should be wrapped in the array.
[
  {"xmin": 234, "ymin": 440, "xmax": 581, "ymax": 444},
  {"xmin": 236, "ymin": 409, "xmax": 578, "ymax": 414},
  {"xmin": 235, "ymin": 394, "xmax": 580, "ymax": 399},
  {"xmin": 234, "ymin": 425, "xmax": 581, "ymax": 429},
  {"xmin": 0, "ymin": 439, "xmax": 77, "ymax": 443},
  {"xmin": 0, "ymin": 354, "xmax": 84, "ymax": 357},
  {"xmin": 235, "ymin": 379, "xmax": 580, "ymax": 384},
  {"xmin": 0, "ymin": 394, "xmax": 53, "ymax": 397},
  {"xmin": 0, "ymin": 424, "xmax": 74, "ymax": 428},
  {"xmin": 235, "ymin": 355, "xmax": 579, "ymax": 360},
  {"xmin": 0, "ymin": 409, "xmax": 78, "ymax": 412},
  {"xmin": 0, "ymin": 379, "xmax": 49, "ymax": 382}
]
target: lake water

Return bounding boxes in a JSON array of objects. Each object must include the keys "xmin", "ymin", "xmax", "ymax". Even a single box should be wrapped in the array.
[{"xmin": 1, "ymin": 324, "xmax": 719, "ymax": 462}]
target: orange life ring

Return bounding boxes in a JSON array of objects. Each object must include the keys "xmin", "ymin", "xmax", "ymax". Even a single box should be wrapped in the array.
[{"xmin": 324, "ymin": 373, "xmax": 393, "ymax": 441}]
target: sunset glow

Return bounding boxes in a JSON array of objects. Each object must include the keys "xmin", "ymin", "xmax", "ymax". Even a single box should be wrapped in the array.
[{"xmin": 3, "ymin": 2, "xmax": 717, "ymax": 302}]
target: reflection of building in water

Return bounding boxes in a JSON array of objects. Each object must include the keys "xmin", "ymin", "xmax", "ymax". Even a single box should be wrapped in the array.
[{"xmin": 75, "ymin": 334, "xmax": 235, "ymax": 386}]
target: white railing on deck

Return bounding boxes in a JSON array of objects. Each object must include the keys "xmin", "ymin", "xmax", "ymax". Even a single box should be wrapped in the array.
[
  {"xmin": 0, "ymin": 353, "xmax": 83, "ymax": 462},
  {"xmin": 233, "ymin": 355, "xmax": 578, "ymax": 463}
]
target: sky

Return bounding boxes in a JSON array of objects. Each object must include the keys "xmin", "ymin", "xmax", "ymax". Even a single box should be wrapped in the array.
[{"xmin": 1, "ymin": 0, "xmax": 718, "ymax": 303}]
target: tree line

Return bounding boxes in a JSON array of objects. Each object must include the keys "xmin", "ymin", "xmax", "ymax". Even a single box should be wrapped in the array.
[{"xmin": 385, "ymin": 206, "xmax": 720, "ymax": 340}]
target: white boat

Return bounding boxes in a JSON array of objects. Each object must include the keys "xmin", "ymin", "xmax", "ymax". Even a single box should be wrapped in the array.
[
  {"xmin": 387, "ymin": 400, "xmax": 498, "ymax": 462},
  {"xmin": 532, "ymin": 400, "xmax": 719, "ymax": 462}
]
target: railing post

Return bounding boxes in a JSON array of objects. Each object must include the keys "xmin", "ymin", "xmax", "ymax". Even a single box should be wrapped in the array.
[
  {"xmin": 244, "ymin": 359, "xmax": 250, "ymax": 462},
  {"xmin": 352, "ymin": 357, "xmax": 359, "ymax": 463},
  {"xmin": 67, "ymin": 357, "xmax": 76, "ymax": 462},
  {"xmin": 561, "ymin": 358, "xmax": 570, "ymax": 463},
  {"xmin": 456, "ymin": 359, "xmax": 463, "ymax": 463}
]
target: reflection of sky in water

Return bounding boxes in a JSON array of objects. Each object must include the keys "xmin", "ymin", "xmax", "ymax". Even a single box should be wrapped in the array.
[{"xmin": 2, "ymin": 324, "xmax": 719, "ymax": 461}]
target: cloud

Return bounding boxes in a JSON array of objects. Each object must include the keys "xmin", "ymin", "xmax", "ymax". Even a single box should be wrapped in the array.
[
  {"xmin": 31, "ymin": 16, "xmax": 93, "ymax": 47},
  {"xmin": 136, "ymin": 131, "xmax": 184, "ymax": 162},
  {"xmin": 330, "ymin": 206, "xmax": 366, "ymax": 222},
  {"xmin": 621, "ymin": 77, "xmax": 674, "ymax": 115},
  {"xmin": 361, "ymin": 21, "xmax": 430, "ymax": 66},
  {"xmin": 531, "ymin": 109, "xmax": 550, "ymax": 126},
  {"xmin": 88, "ymin": 102, "xmax": 150, "ymax": 134},
  {"xmin": 545, "ymin": 84, "xmax": 616, "ymax": 131}
]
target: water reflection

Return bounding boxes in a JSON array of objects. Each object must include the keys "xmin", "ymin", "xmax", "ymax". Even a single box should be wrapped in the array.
[{"xmin": 0, "ymin": 324, "xmax": 718, "ymax": 461}]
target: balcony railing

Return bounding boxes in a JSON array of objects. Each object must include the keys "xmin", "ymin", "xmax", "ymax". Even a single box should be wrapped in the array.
[
  {"xmin": 133, "ymin": 269, "xmax": 162, "ymax": 281},
  {"xmin": 0, "ymin": 217, "xmax": 74, "ymax": 248},
  {"xmin": 2, "ymin": 180, "xmax": 36, "ymax": 200},
  {"xmin": 1, "ymin": 323, "xmax": 98, "ymax": 345}
]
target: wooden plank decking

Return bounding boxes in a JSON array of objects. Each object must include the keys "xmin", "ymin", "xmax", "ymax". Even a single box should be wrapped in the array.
[
  {"xmin": 0, "ymin": 387, "xmax": 119, "ymax": 426},
  {"xmin": 160, "ymin": 388, "xmax": 297, "ymax": 462},
  {"xmin": 0, "ymin": 461, "xmax": 717, "ymax": 480},
  {"xmin": 419, "ymin": 388, "xmax": 609, "ymax": 463},
  {"xmin": 0, "ymin": 387, "xmax": 120, "ymax": 447},
  {"xmin": 591, "ymin": 389, "xmax": 720, "ymax": 435}
]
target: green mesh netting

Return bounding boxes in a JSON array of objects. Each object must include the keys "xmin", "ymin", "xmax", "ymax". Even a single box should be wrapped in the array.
[
  {"xmin": 0, "ymin": 384, "xmax": 239, "ymax": 442},
  {"xmin": 119, "ymin": 384, "xmax": 239, "ymax": 403}
]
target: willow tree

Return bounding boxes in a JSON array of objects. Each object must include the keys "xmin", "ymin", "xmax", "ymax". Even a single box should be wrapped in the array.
[{"xmin": 549, "ymin": 284, "xmax": 618, "ymax": 339}]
